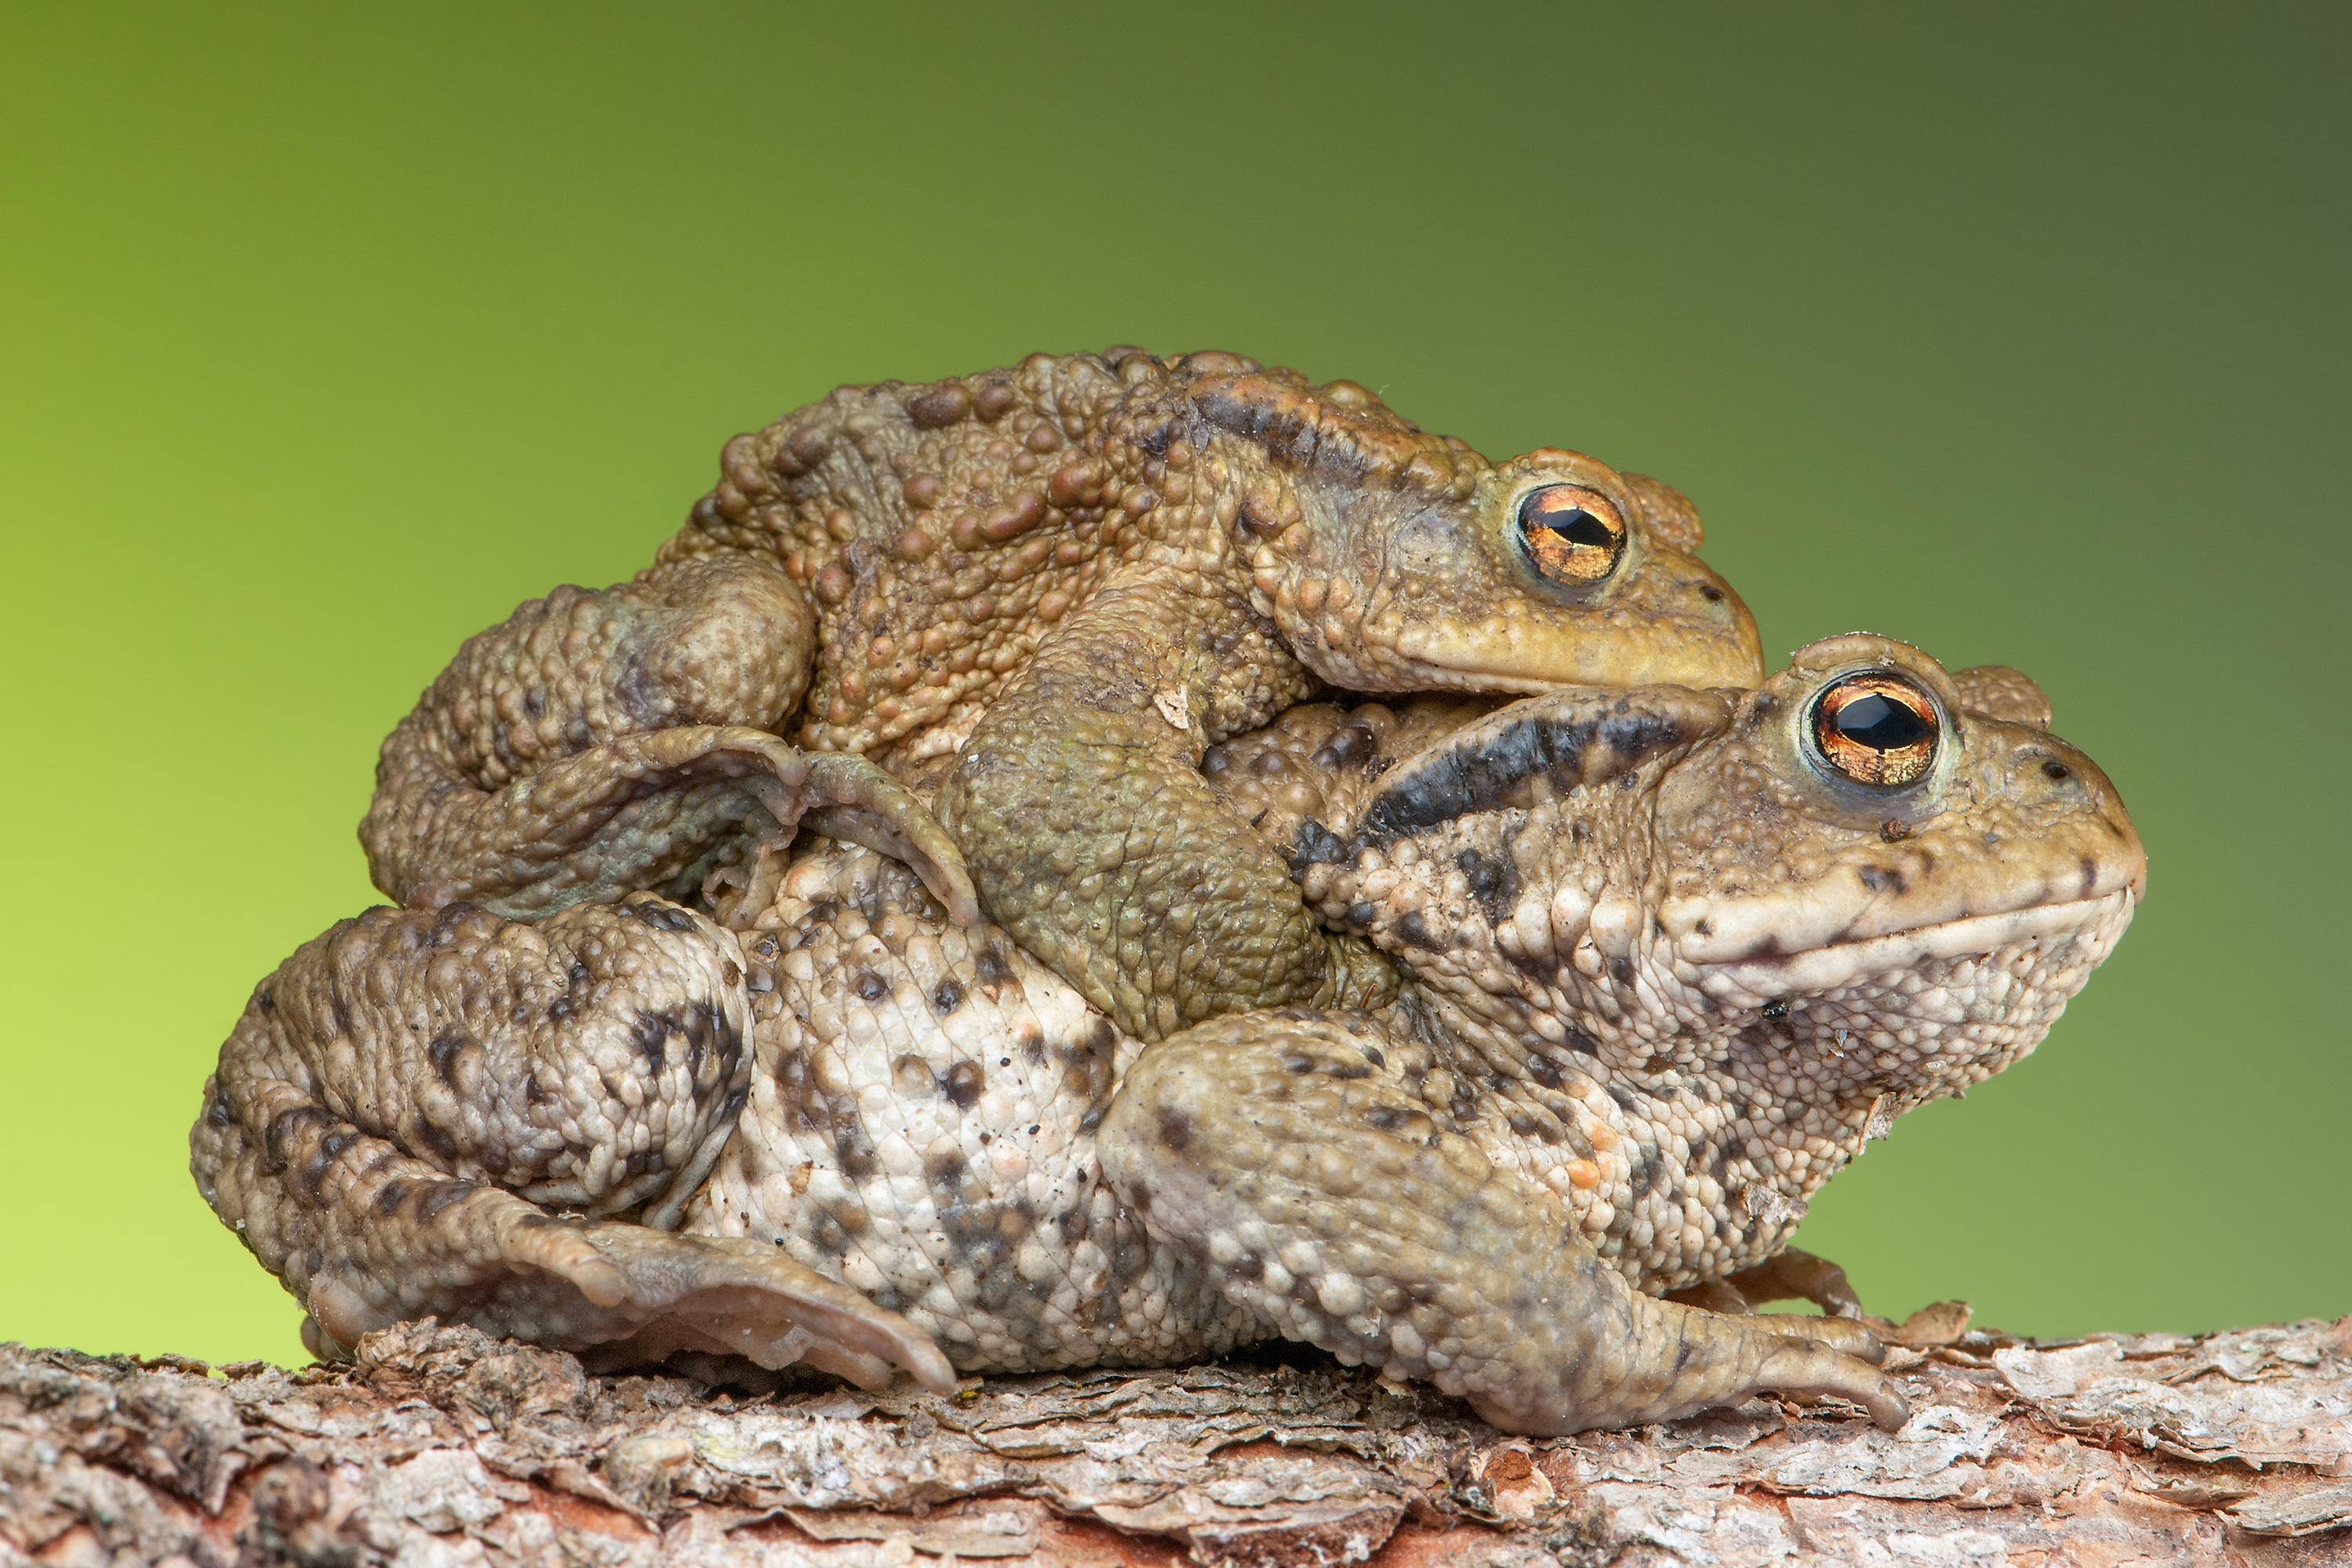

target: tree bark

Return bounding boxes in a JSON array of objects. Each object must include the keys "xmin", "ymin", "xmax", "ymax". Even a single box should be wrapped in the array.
[{"xmin": 3, "ymin": 1314, "xmax": 2347, "ymax": 1567}]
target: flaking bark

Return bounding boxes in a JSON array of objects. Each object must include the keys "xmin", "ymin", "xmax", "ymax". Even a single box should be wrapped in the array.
[{"xmin": 3, "ymin": 1315, "xmax": 2347, "ymax": 1567}]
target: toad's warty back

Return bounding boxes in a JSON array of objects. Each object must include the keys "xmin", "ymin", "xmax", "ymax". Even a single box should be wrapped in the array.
[{"xmin": 361, "ymin": 349, "xmax": 1761, "ymax": 1047}]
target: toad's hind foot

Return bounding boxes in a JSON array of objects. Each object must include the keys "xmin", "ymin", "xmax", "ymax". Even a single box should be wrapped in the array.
[
  {"xmin": 1099, "ymin": 1013, "xmax": 1907, "ymax": 1436},
  {"xmin": 519, "ymin": 1225, "xmax": 958, "ymax": 1393},
  {"xmin": 276, "ymin": 1156, "xmax": 953, "ymax": 1392}
]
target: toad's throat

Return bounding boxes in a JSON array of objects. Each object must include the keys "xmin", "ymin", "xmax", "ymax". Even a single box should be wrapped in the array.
[{"xmin": 1682, "ymin": 887, "xmax": 2139, "ymax": 1007}]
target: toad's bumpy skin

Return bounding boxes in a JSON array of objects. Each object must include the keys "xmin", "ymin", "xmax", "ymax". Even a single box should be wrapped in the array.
[
  {"xmin": 1098, "ymin": 1017, "xmax": 1903, "ymax": 1433},
  {"xmin": 361, "ymin": 556, "xmax": 975, "ymax": 924},
  {"xmin": 206, "ymin": 634, "xmax": 2142, "ymax": 1435},
  {"xmin": 365, "ymin": 350, "xmax": 1759, "ymax": 1040},
  {"xmin": 189, "ymin": 895, "xmax": 953, "ymax": 1393}
]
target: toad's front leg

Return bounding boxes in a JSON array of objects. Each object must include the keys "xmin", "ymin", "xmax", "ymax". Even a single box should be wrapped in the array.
[
  {"xmin": 934, "ymin": 592, "xmax": 1390, "ymax": 1043},
  {"xmin": 363, "ymin": 554, "xmax": 972, "ymax": 924},
  {"xmin": 1098, "ymin": 1014, "xmax": 1907, "ymax": 1435},
  {"xmin": 190, "ymin": 896, "xmax": 953, "ymax": 1392}
]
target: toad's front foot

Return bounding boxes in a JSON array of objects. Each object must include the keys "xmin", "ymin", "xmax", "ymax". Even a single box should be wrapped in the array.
[
  {"xmin": 379, "ymin": 725, "xmax": 976, "ymax": 926},
  {"xmin": 1098, "ymin": 1013, "xmax": 1907, "ymax": 1435}
]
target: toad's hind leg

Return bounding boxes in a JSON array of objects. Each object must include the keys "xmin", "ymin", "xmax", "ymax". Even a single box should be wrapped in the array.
[
  {"xmin": 1097, "ymin": 1014, "xmax": 1907, "ymax": 1436},
  {"xmin": 363, "ymin": 554, "xmax": 973, "ymax": 924},
  {"xmin": 191, "ymin": 897, "xmax": 952, "ymax": 1392},
  {"xmin": 934, "ymin": 600, "xmax": 1388, "ymax": 1044}
]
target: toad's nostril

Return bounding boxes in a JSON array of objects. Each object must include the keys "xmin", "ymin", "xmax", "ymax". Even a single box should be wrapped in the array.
[
  {"xmin": 2043, "ymin": 760, "xmax": 2071, "ymax": 781},
  {"xmin": 1698, "ymin": 584, "xmax": 1725, "ymax": 603}
]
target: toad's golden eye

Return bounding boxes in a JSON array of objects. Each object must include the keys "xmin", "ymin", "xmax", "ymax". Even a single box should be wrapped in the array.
[
  {"xmin": 1810, "ymin": 674, "xmax": 1939, "ymax": 787},
  {"xmin": 1516, "ymin": 485, "xmax": 1627, "ymax": 586}
]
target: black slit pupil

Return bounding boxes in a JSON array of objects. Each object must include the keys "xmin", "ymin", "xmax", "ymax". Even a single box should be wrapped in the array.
[
  {"xmin": 1833, "ymin": 694, "xmax": 1929, "ymax": 751},
  {"xmin": 1534, "ymin": 507, "xmax": 1613, "ymax": 549}
]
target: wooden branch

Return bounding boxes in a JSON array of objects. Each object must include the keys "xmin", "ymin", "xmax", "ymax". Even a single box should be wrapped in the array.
[{"xmin": 4, "ymin": 1315, "xmax": 2347, "ymax": 1566}]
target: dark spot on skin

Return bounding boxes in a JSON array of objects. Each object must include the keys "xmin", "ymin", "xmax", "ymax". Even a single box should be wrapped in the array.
[
  {"xmin": 414, "ymin": 1116, "xmax": 460, "ymax": 1164},
  {"xmin": 623, "ymin": 899, "xmax": 696, "ymax": 935},
  {"xmin": 943, "ymin": 1060, "xmax": 985, "ymax": 1109},
  {"xmin": 1288, "ymin": 818, "xmax": 1348, "ymax": 871},
  {"xmin": 255, "ymin": 988, "xmax": 275, "ymax": 1014},
  {"xmin": 1857, "ymin": 865, "xmax": 1908, "ymax": 895},
  {"xmin": 1063, "ymin": 1021, "xmax": 1118, "ymax": 1129},
  {"xmin": 1394, "ymin": 911, "xmax": 1444, "ymax": 951},
  {"xmin": 1229, "ymin": 1253, "xmax": 1264, "ymax": 1279},
  {"xmin": 924, "ymin": 1145, "xmax": 967, "ymax": 1186},
  {"xmin": 1624, "ymin": 1143, "xmax": 1662, "ymax": 1198},
  {"xmin": 1157, "ymin": 1109, "xmax": 1192, "ymax": 1152},
  {"xmin": 416, "ymin": 1181, "xmax": 480, "ymax": 1222},
  {"xmin": 907, "ymin": 383, "xmax": 973, "ymax": 428},
  {"xmin": 261, "ymin": 1106, "xmax": 335, "ymax": 1173},
  {"xmin": 1747, "ymin": 694, "xmax": 1777, "ymax": 729},
  {"xmin": 932, "ymin": 979, "xmax": 964, "ymax": 1014},
  {"xmin": 1609, "ymin": 956, "xmax": 1634, "ymax": 986},
  {"xmin": 2080, "ymin": 855, "xmax": 2100, "ymax": 895},
  {"xmin": 524, "ymin": 688, "xmax": 546, "ymax": 720},
  {"xmin": 1528, "ymin": 1054, "xmax": 1564, "ymax": 1089},
  {"xmin": 935, "ymin": 1197, "xmax": 1048, "ymax": 1329},
  {"xmin": 372, "ymin": 1181, "xmax": 408, "ymax": 1216},
  {"xmin": 1308, "ymin": 724, "xmax": 1377, "ymax": 773},
  {"xmin": 612, "ymin": 657, "xmax": 667, "ymax": 729},
  {"xmin": 206, "ymin": 1091, "xmax": 234, "ymax": 1128},
  {"xmin": 809, "ymin": 1196, "xmax": 870, "ymax": 1255},
  {"xmin": 1606, "ymin": 1083, "xmax": 1639, "ymax": 1113},
  {"xmin": 546, "ymin": 998, "xmax": 573, "ymax": 1023},
  {"xmin": 1362, "ymin": 1046, "xmax": 1385, "ymax": 1069},
  {"xmin": 297, "ymin": 1129, "xmax": 359, "ymax": 1203},
  {"xmin": 1345, "ymin": 900, "xmax": 1377, "ymax": 929},
  {"xmin": 835, "ymin": 1119, "xmax": 879, "ymax": 1178},
  {"xmin": 1323, "ymin": 1059, "xmax": 1371, "ymax": 1080},
  {"xmin": 1283, "ymin": 1052, "xmax": 1316, "ymax": 1074},
  {"xmin": 1675, "ymin": 1337, "xmax": 1696, "ymax": 1370},
  {"xmin": 1201, "ymin": 744, "xmax": 1231, "ymax": 777},
  {"xmin": 631, "ymin": 1011, "xmax": 674, "ymax": 1067},
  {"xmin": 1454, "ymin": 843, "xmax": 1523, "ymax": 922},
  {"xmin": 428, "ymin": 901, "xmax": 479, "ymax": 947},
  {"xmin": 1762, "ymin": 999, "xmax": 1791, "ymax": 1021},
  {"xmin": 855, "ymin": 972, "xmax": 890, "ymax": 1003},
  {"xmin": 524, "ymin": 1073, "xmax": 550, "ymax": 1105},
  {"xmin": 975, "ymin": 945, "xmax": 1014, "ymax": 989},
  {"xmin": 427, "ymin": 1029, "xmax": 471, "ymax": 1088},
  {"xmin": 1568, "ymin": 1029, "xmax": 1600, "ymax": 1058}
]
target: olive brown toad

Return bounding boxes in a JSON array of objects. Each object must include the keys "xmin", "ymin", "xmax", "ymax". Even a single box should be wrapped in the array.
[
  {"xmin": 195, "ymin": 635, "xmax": 2142, "ymax": 1434},
  {"xmin": 361, "ymin": 348, "xmax": 1761, "ymax": 1045}
]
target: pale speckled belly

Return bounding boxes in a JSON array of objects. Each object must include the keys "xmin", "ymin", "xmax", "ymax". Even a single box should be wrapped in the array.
[{"xmin": 681, "ymin": 840, "xmax": 1260, "ymax": 1370}]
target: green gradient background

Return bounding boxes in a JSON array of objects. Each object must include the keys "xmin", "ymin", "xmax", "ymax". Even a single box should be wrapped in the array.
[{"xmin": 3, "ymin": 5, "xmax": 2345, "ymax": 1370}]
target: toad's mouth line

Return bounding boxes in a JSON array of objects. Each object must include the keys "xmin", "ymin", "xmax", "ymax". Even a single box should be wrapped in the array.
[{"xmin": 1681, "ymin": 888, "xmax": 2139, "ymax": 1006}]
